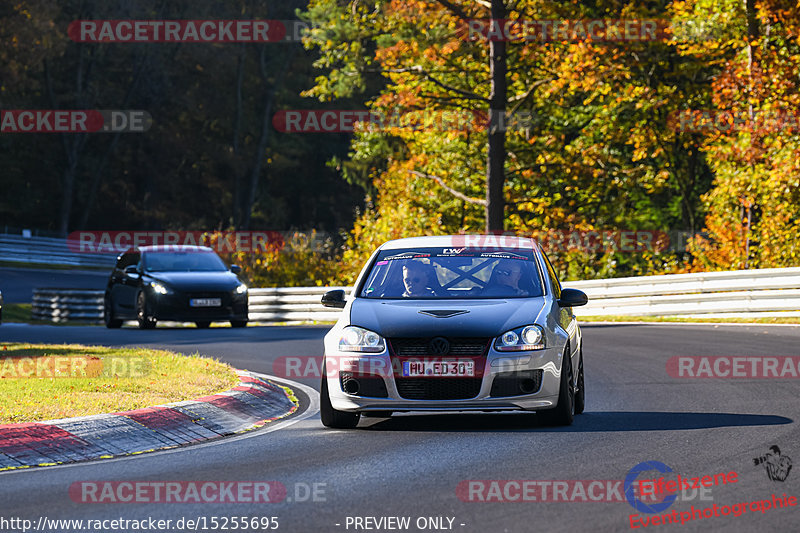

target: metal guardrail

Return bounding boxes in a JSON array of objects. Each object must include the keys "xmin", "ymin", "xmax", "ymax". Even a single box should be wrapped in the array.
[
  {"xmin": 28, "ymin": 268, "xmax": 800, "ymax": 323},
  {"xmin": 247, "ymin": 286, "xmax": 350, "ymax": 322},
  {"xmin": 568, "ymin": 267, "xmax": 800, "ymax": 318},
  {"xmin": 32, "ymin": 289, "xmax": 105, "ymax": 322},
  {"xmin": 0, "ymin": 234, "xmax": 117, "ymax": 269},
  {"xmin": 31, "ymin": 287, "xmax": 351, "ymax": 324}
]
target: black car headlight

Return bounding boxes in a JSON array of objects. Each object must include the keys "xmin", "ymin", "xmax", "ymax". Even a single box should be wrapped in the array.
[
  {"xmin": 234, "ymin": 283, "xmax": 248, "ymax": 295},
  {"xmin": 495, "ymin": 325, "xmax": 545, "ymax": 351},
  {"xmin": 339, "ymin": 326, "xmax": 385, "ymax": 353}
]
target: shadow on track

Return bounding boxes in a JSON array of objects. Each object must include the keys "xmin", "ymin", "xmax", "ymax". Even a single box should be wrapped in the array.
[{"xmin": 358, "ymin": 411, "xmax": 792, "ymax": 432}]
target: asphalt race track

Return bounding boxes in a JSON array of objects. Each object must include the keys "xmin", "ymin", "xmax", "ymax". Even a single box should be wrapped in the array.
[{"xmin": 0, "ymin": 322, "xmax": 798, "ymax": 532}]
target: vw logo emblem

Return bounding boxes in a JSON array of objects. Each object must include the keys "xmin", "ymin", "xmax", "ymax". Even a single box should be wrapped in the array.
[{"xmin": 428, "ymin": 337, "xmax": 450, "ymax": 355}]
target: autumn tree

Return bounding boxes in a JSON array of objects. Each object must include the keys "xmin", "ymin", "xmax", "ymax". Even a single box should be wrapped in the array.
[
  {"xmin": 678, "ymin": 0, "xmax": 800, "ymax": 269},
  {"xmin": 303, "ymin": 0, "xmax": 723, "ymax": 281}
]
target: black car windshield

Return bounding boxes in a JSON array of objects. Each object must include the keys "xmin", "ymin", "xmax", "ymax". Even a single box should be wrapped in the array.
[
  {"xmin": 143, "ymin": 251, "xmax": 228, "ymax": 272},
  {"xmin": 359, "ymin": 247, "xmax": 544, "ymax": 299}
]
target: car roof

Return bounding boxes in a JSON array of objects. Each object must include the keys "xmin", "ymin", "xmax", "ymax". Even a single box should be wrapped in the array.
[{"xmin": 378, "ymin": 235, "xmax": 540, "ymax": 251}]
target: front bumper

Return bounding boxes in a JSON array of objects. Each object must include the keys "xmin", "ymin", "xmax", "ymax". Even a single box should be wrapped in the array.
[
  {"xmin": 148, "ymin": 291, "xmax": 248, "ymax": 322},
  {"xmin": 324, "ymin": 348, "xmax": 563, "ymax": 412}
]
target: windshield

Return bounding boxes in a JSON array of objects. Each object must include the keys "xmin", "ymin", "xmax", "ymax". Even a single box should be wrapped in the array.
[
  {"xmin": 359, "ymin": 247, "xmax": 543, "ymax": 299},
  {"xmin": 143, "ymin": 251, "xmax": 228, "ymax": 272}
]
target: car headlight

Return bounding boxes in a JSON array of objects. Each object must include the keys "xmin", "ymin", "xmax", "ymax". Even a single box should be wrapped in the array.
[
  {"xmin": 339, "ymin": 326, "xmax": 385, "ymax": 353},
  {"xmin": 150, "ymin": 282, "xmax": 171, "ymax": 295},
  {"xmin": 495, "ymin": 325, "xmax": 545, "ymax": 351},
  {"xmin": 235, "ymin": 283, "xmax": 248, "ymax": 294}
]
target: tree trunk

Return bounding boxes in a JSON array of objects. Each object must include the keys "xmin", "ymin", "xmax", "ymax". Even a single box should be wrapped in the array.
[
  {"xmin": 485, "ymin": 0, "xmax": 507, "ymax": 233},
  {"xmin": 241, "ymin": 46, "xmax": 296, "ymax": 230},
  {"xmin": 45, "ymin": 56, "xmax": 89, "ymax": 236},
  {"xmin": 78, "ymin": 51, "xmax": 149, "ymax": 230},
  {"xmin": 232, "ymin": 44, "xmax": 246, "ymax": 228},
  {"xmin": 743, "ymin": 0, "xmax": 758, "ymax": 268}
]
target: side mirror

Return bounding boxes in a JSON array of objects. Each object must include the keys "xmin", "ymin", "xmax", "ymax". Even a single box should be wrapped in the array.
[
  {"xmin": 124, "ymin": 265, "xmax": 139, "ymax": 276},
  {"xmin": 230, "ymin": 264, "xmax": 242, "ymax": 274},
  {"xmin": 321, "ymin": 289, "xmax": 347, "ymax": 309},
  {"xmin": 557, "ymin": 288, "xmax": 588, "ymax": 308}
]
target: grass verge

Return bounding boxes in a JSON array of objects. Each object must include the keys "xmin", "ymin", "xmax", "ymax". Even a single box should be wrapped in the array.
[
  {"xmin": 2, "ymin": 303, "xmax": 31, "ymax": 322},
  {"xmin": 1, "ymin": 303, "xmax": 95, "ymax": 326},
  {"xmin": 0, "ymin": 343, "xmax": 240, "ymax": 424},
  {"xmin": 577, "ymin": 315, "xmax": 800, "ymax": 324}
]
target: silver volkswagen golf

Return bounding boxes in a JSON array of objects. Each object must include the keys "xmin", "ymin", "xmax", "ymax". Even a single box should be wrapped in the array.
[{"xmin": 320, "ymin": 235, "xmax": 588, "ymax": 428}]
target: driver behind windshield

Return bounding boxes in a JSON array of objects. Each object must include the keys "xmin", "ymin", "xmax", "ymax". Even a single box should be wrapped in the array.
[
  {"xmin": 401, "ymin": 261, "xmax": 437, "ymax": 297},
  {"xmin": 483, "ymin": 259, "xmax": 530, "ymax": 297}
]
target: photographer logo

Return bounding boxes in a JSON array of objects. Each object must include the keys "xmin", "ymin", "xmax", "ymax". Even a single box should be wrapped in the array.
[{"xmin": 754, "ymin": 446, "xmax": 792, "ymax": 482}]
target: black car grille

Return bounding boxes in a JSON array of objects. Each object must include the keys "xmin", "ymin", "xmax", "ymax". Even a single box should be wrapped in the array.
[
  {"xmin": 388, "ymin": 337, "xmax": 490, "ymax": 357},
  {"xmin": 490, "ymin": 370, "xmax": 543, "ymax": 397},
  {"xmin": 395, "ymin": 378, "xmax": 483, "ymax": 400}
]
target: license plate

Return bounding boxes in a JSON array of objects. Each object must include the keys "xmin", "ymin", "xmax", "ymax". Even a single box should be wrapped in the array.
[
  {"xmin": 190, "ymin": 298, "xmax": 222, "ymax": 307},
  {"xmin": 402, "ymin": 360, "xmax": 475, "ymax": 377}
]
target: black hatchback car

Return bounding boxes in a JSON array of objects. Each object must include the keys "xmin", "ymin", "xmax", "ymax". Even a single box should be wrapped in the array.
[{"xmin": 104, "ymin": 245, "xmax": 248, "ymax": 329}]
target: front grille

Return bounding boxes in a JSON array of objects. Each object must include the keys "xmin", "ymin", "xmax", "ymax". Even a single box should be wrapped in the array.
[
  {"xmin": 395, "ymin": 378, "xmax": 482, "ymax": 400},
  {"xmin": 340, "ymin": 372, "xmax": 389, "ymax": 398},
  {"xmin": 490, "ymin": 370, "xmax": 543, "ymax": 397},
  {"xmin": 389, "ymin": 337, "xmax": 490, "ymax": 357}
]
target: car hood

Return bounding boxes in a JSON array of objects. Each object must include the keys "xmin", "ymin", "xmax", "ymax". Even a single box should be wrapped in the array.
[
  {"xmin": 146, "ymin": 271, "xmax": 240, "ymax": 292},
  {"xmin": 349, "ymin": 297, "xmax": 547, "ymax": 338}
]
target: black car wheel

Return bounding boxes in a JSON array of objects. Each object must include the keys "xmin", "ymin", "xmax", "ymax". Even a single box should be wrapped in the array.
[
  {"xmin": 104, "ymin": 295, "xmax": 122, "ymax": 329},
  {"xmin": 538, "ymin": 346, "xmax": 574, "ymax": 426},
  {"xmin": 195, "ymin": 321, "xmax": 211, "ymax": 329},
  {"xmin": 574, "ymin": 349, "xmax": 585, "ymax": 415},
  {"xmin": 230, "ymin": 320, "xmax": 247, "ymax": 328},
  {"xmin": 137, "ymin": 292, "xmax": 156, "ymax": 329},
  {"xmin": 320, "ymin": 362, "xmax": 360, "ymax": 429}
]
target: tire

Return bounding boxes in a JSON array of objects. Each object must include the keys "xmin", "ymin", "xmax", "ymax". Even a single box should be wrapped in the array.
[
  {"xmin": 574, "ymin": 349, "xmax": 585, "ymax": 415},
  {"xmin": 104, "ymin": 295, "xmax": 122, "ymax": 329},
  {"xmin": 230, "ymin": 320, "xmax": 247, "ymax": 328},
  {"xmin": 320, "ymin": 362, "xmax": 360, "ymax": 429},
  {"xmin": 538, "ymin": 346, "xmax": 575, "ymax": 426},
  {"xmin": 136, "ymin": 292, "xmax": 156, "ymax": 330},
  {"xmin": 195, "ymin": 321, "xmax": 211, "ymax": 329}
]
